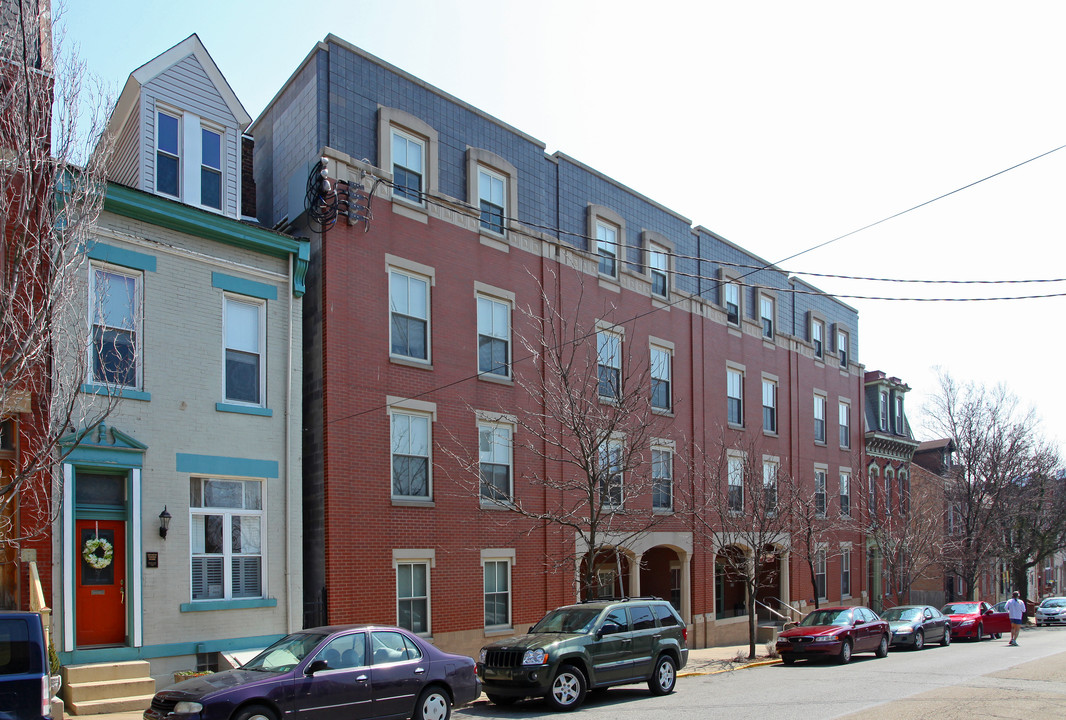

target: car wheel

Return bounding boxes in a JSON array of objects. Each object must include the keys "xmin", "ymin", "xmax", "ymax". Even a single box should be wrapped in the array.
[
  {"xmin": 875, "ymin": 634, "xmax": 889, "ymax": 658},
  {"xmin": 781, "ymin": 655, "xmax": 795, "ymax": 666},
  {"xmin": 836, "ymin": 639, "xmax": 852, "ymax": 665},
  {"xmin": 546, "ymin": 664, "xmax": 586, "ymax": 711},
  {"xmin": 234, "ymin": 706, "xmax": 277, "ymax": 720},
  {"xmin": 976, "ymin": 623, "xmax": 983, "ymax": 641},
  {"xmin": 648, "ymin": 655, "xmax": 676, "ymax": 696},
  {"xmin": 941, "ymin": 628, "xmax": 951, "ymax": 647},
  {"xmin": 486, "ymin": 693, "xmax": 519, "ymax": 706},
  {"xmin": 413, "ymin": 686, "xmax": 451, "ymax": 720},
  {"xmin": 913, "ymin": 630, "xmax": 924, "ymax": 650}
]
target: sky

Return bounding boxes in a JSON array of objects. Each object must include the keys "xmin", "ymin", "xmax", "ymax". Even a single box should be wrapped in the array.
[{"xmin": 60, "ymin": 0, "xmax": 1066, "ymax": 447}]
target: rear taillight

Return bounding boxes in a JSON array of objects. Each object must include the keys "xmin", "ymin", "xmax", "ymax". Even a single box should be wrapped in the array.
[
  {"xmin": 682, "ymin": 627, "xmax": 688, "ymax": 643},
  {"xmin": 41, "ymin": 675, "xmax": 50, "ymax": 717}
]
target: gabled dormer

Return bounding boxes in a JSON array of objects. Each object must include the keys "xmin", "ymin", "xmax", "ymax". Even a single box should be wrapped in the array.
[{"xmin": 103, "ymin": 34, "xmax": 251, "ymax": 220}]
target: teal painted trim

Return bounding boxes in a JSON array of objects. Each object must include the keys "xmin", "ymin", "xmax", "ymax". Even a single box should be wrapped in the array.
[
  {"xmin": 293, "ymin": 239, "xmax": 310, "ymax": 298},
  {"xmin": 180, "ymin": 597, "xmax": 278, "ymax": 613},
  {"xmin": 65, "ymin": 445, "xmax": 144, "ymax": 468},
  {"xmin": 87, "ymin": 241, "xmax": 157, "ymax": 272},
  {"xmin": 75, "ymin": 507, "xmax": 127, "ymax": 521},
  {"xmin": 82, "ymin": 383, "xmax": 152, "ymax": 402},
  {"xmin": 213, "ymin": 272, "xmax": 278, "ymax": 301},
  {"xmin": 176, "ymin": 453, "xmax": 279, "ymax": 478},
  {"xmin": 104, "ymin": 183, "xmax": 302, "ymax": 261},
  {"xmin": 216, "ymin": 402, "xmax": 273, "ymax": 417},
  {"xmin": 57, "ymin": 633, "xmax": 284, "ymax": 666}
]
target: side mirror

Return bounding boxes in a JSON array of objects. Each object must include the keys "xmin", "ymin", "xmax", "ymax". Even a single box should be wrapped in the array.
[
  {"xmin": 306, "ymin": 660, "xmax": 329, "ymax": 675},
  {"xmin": 598, "ymin": 622, "xmax": 622, "ymax": 638}
]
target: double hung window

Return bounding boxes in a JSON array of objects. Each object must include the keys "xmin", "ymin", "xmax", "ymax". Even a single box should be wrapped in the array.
[
  {"xmin": 879, "ymin": 391, "xmax": 889, "ymax": 430},
  {"xmin": 652, "ymin": 448, "xmax": 673, "ymax": 510},
  {"xmin": 815, "ymin": 548, "xmax": 827, "ymax": 600},
  {"xmin": 840, "ymin": 471, "xmax": 851, "ymax": 516},
  {"xmin": 814, "ymin": 394, "xmax": 826, "ymax": 444},
  {"xmin": 596, "ymin": 221, "xmax": 618, "ymax": 278},
  {"xmin": 597, "ymin": 330, "xmax": 621, "ymax": 400},
  {"xmin": 724, "ymin": 283, "xmax": 740, "ymax": 325},
  {"xmin": 837, "ymin": 329, "xmax": 849, "ymax": 368},
  {"xmin": 812, "ymin": 319, "xmax": 824, "ymax": 358},
  {"xmin": 391, "ymin": 128, "xmax": 425, "ymax": 203},
  {"xmin": 90, "ymin": 265, "xmax": 141, "ymax": 389},
  {"xmin": 484, "ymin": 559, "xmax": 511, "ymax": 629},
  {"xmin": 839, "ymin": 402, "xmax": 851, "ymax": 448},
  {"xmin": 895, "ymin": 396, "xmax": 904, "ymax": 434},
  {"xmin": 841, "ymin": 549, "xmax": 851, "ymax": 597},
  {"xmin": 224, "ymin": 297, "xmax": 264, "ymax": 405},
  {"xmin": 760, "ymin": 295, "xmax": 774, "ymax": 339},
  {"xmin": 477, "ymin": 296, "xmax": 509, "ymax": 377},
  {"xmin": 391, "ymin": 411, "xmax": 430, "ymax": 499},
  {"xmin": 727, "ymin": 368, "xmax": 743, "ymax": 426},
  {"xmin": 201, "ymin": 127, "xmax": 222, "ymax": 210},
  {"xmin": 815, "ymin": 469, "xmax": 827, "ymax": 517},
  {"xmin": 648, "ymin": 245, "xmax": 668, "ymax": 297},
  {"xmin": 727, "ymin": 457, "xmax": 744, "ymax": 513},
  {"xmin": 650, "ymin": 345, "xmax": 671, "ymax": 411},
  {"xmin": 598, "ymin": 440, "xmax": 623, "ymax": 508},
  {"xmin": 156, "ymin": 111, "xmax": 180, "ymax": 197},
  {"xmin": 190, "ymin": 478, "xmax": 263, "ymax": 600},
  {"xmin": 478, "ymin": 423, "xmax": 512, "ymax": 503},
  {"xmin": 396, "ymin": 562, "xmax": 428, "ymax": 633},
  {"xmin": 478, "ymin": 167, "xmax": 506, "ymax": 235},
  {"xmin": 762, "ymin": 379, "xmax": 777, "ymax": 433},
  {"xmin": 389, "ymin": 269, "xmax": 429, "ymax": 361},
  {"xmin": 763, "ymin": 460, "xmax": 778, "ymax": 514}
]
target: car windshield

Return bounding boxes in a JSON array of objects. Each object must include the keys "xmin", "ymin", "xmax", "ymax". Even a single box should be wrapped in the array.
[
  {"xmin": 243, "ymin": 632, "xmax": 328, "ymax": 672},
  {"xmin": 530, "ymin": 608, "xmax": 601, "ymax": 634},
  {"xmin": 1040, "ymin": 598, "xmax": 1066, "ymax": 608},
  {"xmin": 799, "ymin": 609, "xmax": 852, "ymax": 627},
  {"xmin": 881, "ymin": 607, "xmax": 921, "ymax": 622},
  {"xmin": 942, "ymin": 603, "xmax": 980, "ymax": 615}
]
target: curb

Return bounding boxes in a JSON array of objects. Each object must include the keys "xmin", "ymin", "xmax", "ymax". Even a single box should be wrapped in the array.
[{"xmin": 679, "ymin": 658, "xmax": 781, "ymax": 676}]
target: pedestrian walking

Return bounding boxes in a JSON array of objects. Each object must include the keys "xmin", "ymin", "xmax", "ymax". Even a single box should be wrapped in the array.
[{"xmin": 1005, "ymin": 591, "xmax": 1026, "ymax": 646}]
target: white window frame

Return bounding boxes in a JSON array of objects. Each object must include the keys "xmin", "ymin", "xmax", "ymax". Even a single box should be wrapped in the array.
[
  {"xmin": 482, "ymin": 554, "xmax": 513, "ymax": 630},
  {"xmin": 650, "ymin": 344, "xmax": 672, "ymax": 412},
  {"xmin": 840, "ymin": 545, "xmax": 852, "ymax": 598},
  {"xmin": 599, "ymin": 438, "xmax": 624, "ymax": 509},
  {"xmin": 879, "ymin": 391, "xmax": 889, "ymax": 430},
  {"xmin": 88, "ymin": 262, "xmax": 143, "ymax": 390},
  {"xmin": 652, "ymin": 445, "xmax": 673, "ymax": 511},
  {"xmin": 762, "ymin": 377, "xmax": 777, "ymax": 434},
  {"xmin": 868, "ymin": 465, "xmax": 879, "ymax": 517},
  {"xmin": 727, "ymin": 366, "xmax": 744, "ymax": 427},
  {"xmin": 394, "ymin": 554, "xmax": 431, "ymax": 635},
  {"xmin": 895, "ymin": 395, "xmax": 904, "ymax": 434},
  {"xmin": 837, "ymin": 329, "xmax": 849, "ymax": 368},
  {"xmin": 477, "ymin": 166, "xmax": 507, "ymax": 236},
  {"xmin": 389, "ymin": 407, "xmax": 433, "ymax": 501},
  {"xmin": 155, "ymin": 108, "xmax": 181, "ymax": 199},
  {"xmin": 199, "ymin": 124, "xmax": 223, "ymax": 211},
  {"xmin": 223, "ymin": 295, "xmax": 266, "ymax": 407},
  {"xmin": 190, "ymin": 477, "xmax": 265, "ymax": 602},
  {"xmin": 763, "ymin": 458, "xmax": 779, "ymax": 514},
  {"xmin": 648, "ymin": 244, "xmax": 669, "ymax": 298},
  {"xmin": 478, "ymin": 420, "xmax": 513, "ymax": 505},
  {"xmin": 759, "ymin": 294, "xmax": 775, "ymax": 339},
  {"xmin": 724, "ymin": 282, "xmax": 740, "ymax": 326},
  {"xmin": 388, "ymin": 265, "xmax": 431, "ymax": 363},
  {"xmin": 838, "ymin": 401, "xmax": 851, "ymax": 449},
  {"xmin": 812, "ymin": 318, "xmax": 825, "ymax": 358},
  {"xmin": 814, "ymin": 393, "xmax": 827, "ymax": 444},
  {"xmin": 597, "ymin": 329, "xmax": 622, "ymax": 400},
  {"xmin": 814, "ymin": 468, "xmax": 827, "ymax": 518},
  {"xmin": 840, "ymin": 470, "xmax": 852, "ymax": 517},
  {"xmin": 727, "ymin": 454, "xmax": 744, "ymax": 514},
  {"xmin": 477, "ymin": 294, "xmax": 510, "ymax": 378},
  {"xmin": 390, "ymin": 126, "xmax": 426, "ymax": 206},
  {"xmin": 596, "ymin": 220, "xmax": 619, "ymax": 279},
  {"xmin": 815, "ymin": 546, "xmax": 827, "ymax": 600}
]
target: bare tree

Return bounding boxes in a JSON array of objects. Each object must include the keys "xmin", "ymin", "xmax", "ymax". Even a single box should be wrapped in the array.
[
  {"xmin": 996, "ymin": 464, "xmax": 1065, "ymax": 600},
  {"xmin": 923, "ymin": 371, "xmax": 1056, "ymax": 601},
  {"xmin": 701, "ymin": 433, "xmax": 791, "ymax": 659},
  {"xmin": 782, "ymin": 467, "xmax": 837, "ymax": 612},
  {"xmin": 443, "ymin": 267, "xmax": 687, "ymax": 599},
  {"xmin": 1, "ymin": 0, "xmax": 113, "ymax": 605}
]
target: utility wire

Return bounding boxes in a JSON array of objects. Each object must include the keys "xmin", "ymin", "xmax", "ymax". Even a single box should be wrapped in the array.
[{"xmin": 323, "ymin": 143, "xmax": 1066, "ymax": 427}]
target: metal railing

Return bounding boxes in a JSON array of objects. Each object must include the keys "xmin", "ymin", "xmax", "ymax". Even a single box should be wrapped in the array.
[{"xmin": 758, "ymin": 596, "xmax": 804, "ymax": 622}]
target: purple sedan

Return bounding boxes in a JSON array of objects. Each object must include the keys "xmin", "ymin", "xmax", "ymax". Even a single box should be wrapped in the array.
[{"xmin": 143, "ymin": 625, "xmax": 479, "ymax": 720}]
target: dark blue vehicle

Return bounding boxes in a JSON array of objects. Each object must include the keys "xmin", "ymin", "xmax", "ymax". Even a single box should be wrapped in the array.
[{"xmin": 0, "ymin": 612, "xmax": 58, "ymax": 720}]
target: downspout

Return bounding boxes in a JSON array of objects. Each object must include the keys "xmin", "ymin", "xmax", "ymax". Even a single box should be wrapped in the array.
[{"xmin": 286, "ymin": 253, "xmax": 295, "ymax": 632}]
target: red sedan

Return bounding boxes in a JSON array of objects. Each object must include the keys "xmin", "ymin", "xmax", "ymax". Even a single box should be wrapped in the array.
[
  {"xmin": 940, "ymin": 601, "xmax": 1010, "ymax": 640},
  {"xmin": 776, "ymin": 606, "xmax": 890, "ymax": 665}
]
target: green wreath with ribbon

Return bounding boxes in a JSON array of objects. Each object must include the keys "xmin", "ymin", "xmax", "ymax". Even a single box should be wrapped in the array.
[{"xmin": 82, "ymin": 537, "xmax": 114, "ymax": 570}]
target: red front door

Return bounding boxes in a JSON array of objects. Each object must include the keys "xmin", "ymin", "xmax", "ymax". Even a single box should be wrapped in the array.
[{"xmin": 76, "ymin": 519, "xmax": 126, "ymax": 646}]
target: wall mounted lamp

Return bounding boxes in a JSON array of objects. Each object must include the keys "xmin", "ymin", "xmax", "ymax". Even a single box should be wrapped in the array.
[{"xmin": 159, "ymin": 506, "xmax": 172, "ymax": 539}]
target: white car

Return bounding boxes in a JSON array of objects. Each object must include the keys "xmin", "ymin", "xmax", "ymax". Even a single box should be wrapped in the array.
[{"xmin": 1034, "ymin": 597, "xmax": 1066, "ymax": 626}]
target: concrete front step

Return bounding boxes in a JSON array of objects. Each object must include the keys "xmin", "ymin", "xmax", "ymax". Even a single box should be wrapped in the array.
[
  {"xmin": 61, "ymin": 661, "xmax": 155, "ymax": 716},
  {"xmin": 65, "ymin": 693, "xmax": 154, "ymax": 716}
]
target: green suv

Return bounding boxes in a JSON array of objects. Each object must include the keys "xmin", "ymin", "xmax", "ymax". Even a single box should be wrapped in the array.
[{"xmin": 477, "ymin": 597, "xmax": 688, "ymax": 711}]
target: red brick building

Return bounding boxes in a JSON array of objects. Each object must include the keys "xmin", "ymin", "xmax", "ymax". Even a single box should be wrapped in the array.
[{"xmin": 253, "ymin": 36, "xmax": 869, "ymax": 654}]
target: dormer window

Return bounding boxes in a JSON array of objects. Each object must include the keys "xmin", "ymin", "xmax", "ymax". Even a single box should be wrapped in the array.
[
  {"xmin": 201, "ymin": 127, "xmax": 222, "ymax": 210},
  {"xmin": 156, "ymin": 111, "xmax": 180, "ymax": 198},
  {"xmin": 391, "ymin": 128, "xmax": 425, "ymax": 204}
]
